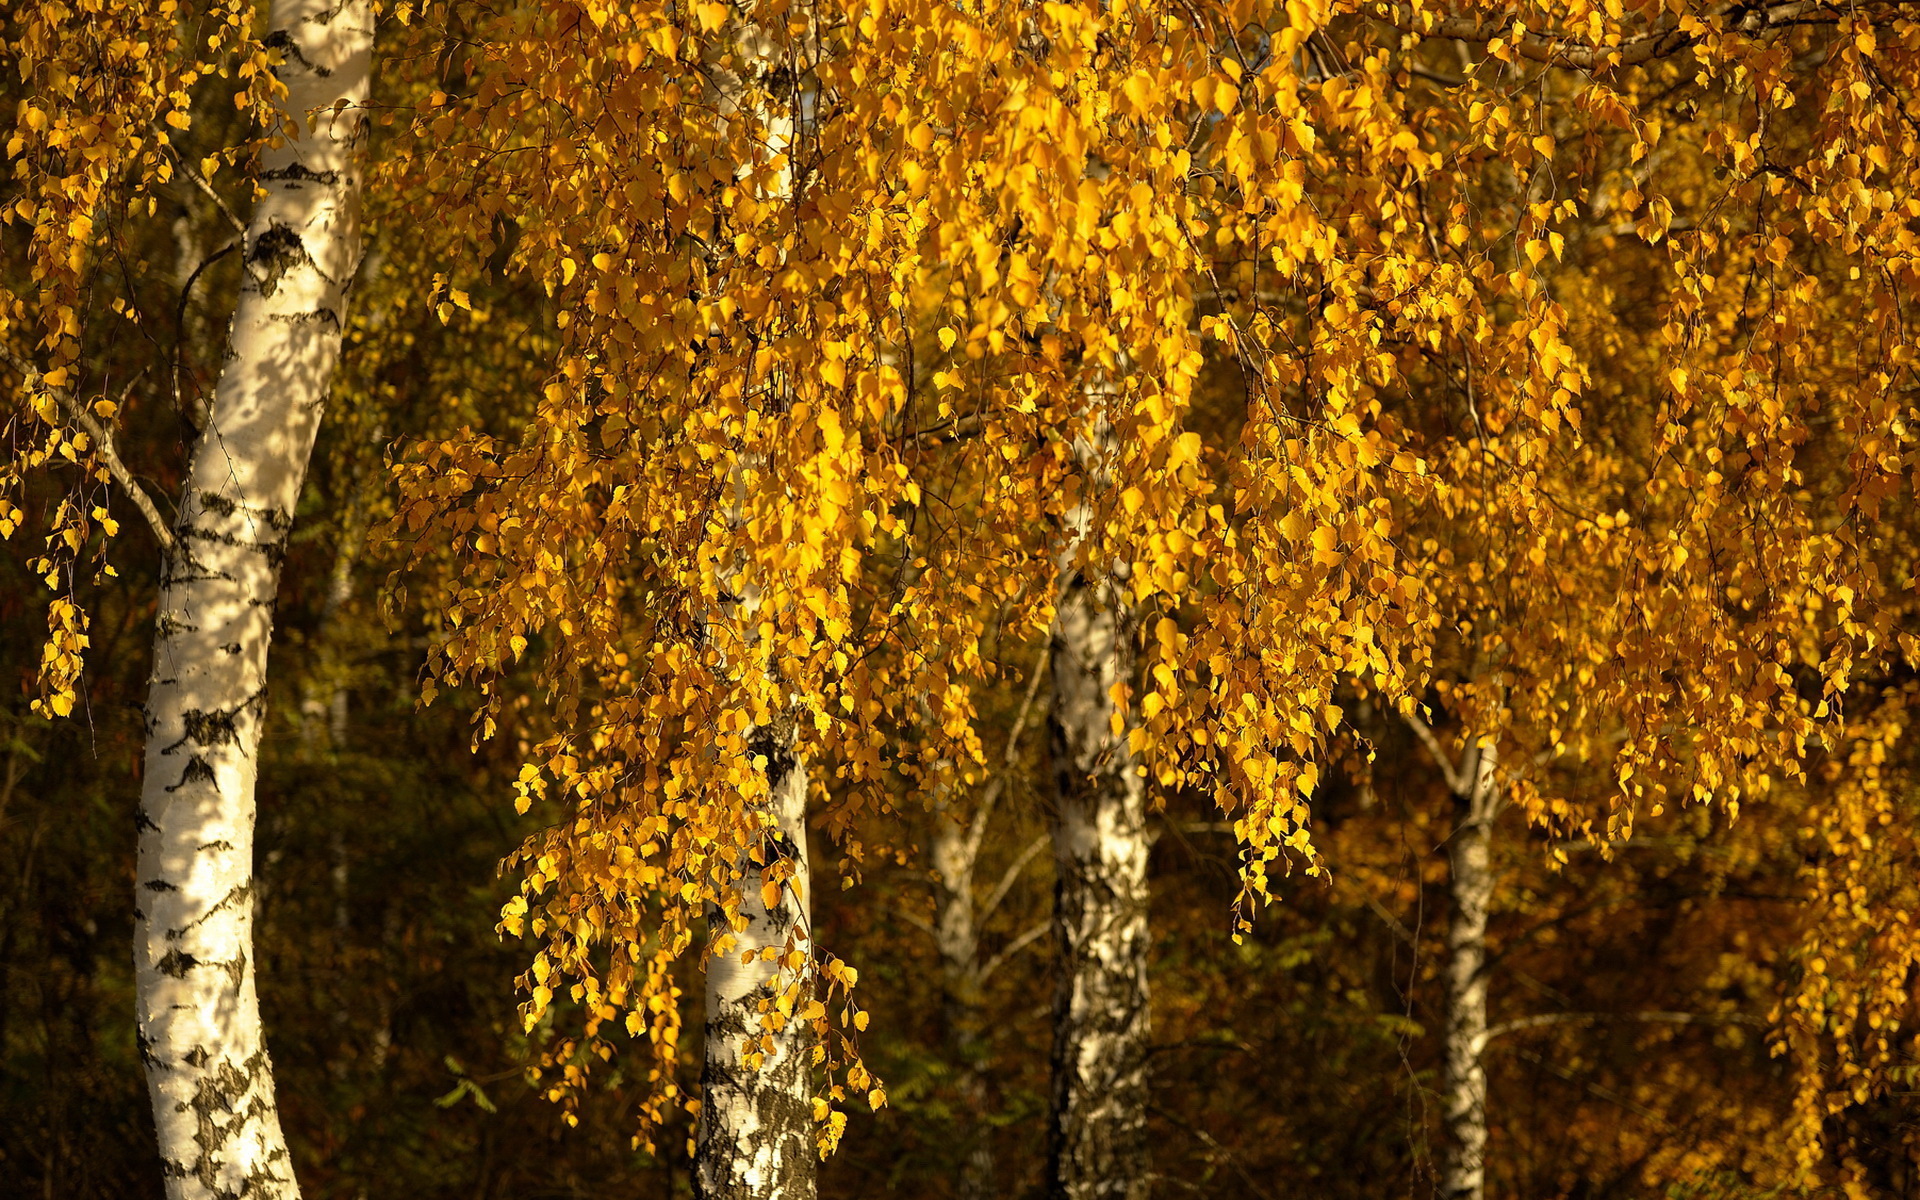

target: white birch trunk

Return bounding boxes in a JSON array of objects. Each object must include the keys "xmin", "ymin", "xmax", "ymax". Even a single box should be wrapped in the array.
[
  {"xmin": 133, "ymin": 5, "xmax": 371, "ymax": 1197},
  {"xmin": 697, "ymin": 721, "xmax": 815, "ymax": 1200},
  {"xmin": 1439, "ymin": 740, "xmax": 1499, "ymax": 1200},
  {"xmin": 931, "ymin": 803, "xmax": 995, "ymax": 1200},
  {"xmin": 694, "ymin": 14, "xmax": 818, "ymax": 1198},
  {"xmin": 1045, "ymin": 443, "xmax": 1152, "ymax": 1200}
]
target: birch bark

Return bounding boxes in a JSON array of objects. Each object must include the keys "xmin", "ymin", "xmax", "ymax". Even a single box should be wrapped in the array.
[
  {"xmin": 695, "ymin": 21, "xmax": 815, "ymax": 1194},
  {"xmin": 1044, "ymin": 432, "xmax": 1152, "ymax": 1200},
  {"xmin": 1423, "ymin": 729, "xmax": 1500, "ymax": 1200},
  {"xmin": 696, "ymin": 718, "xmax": 815, "ymax": 1200},
  {"xmin": 930, "ymin": 801, "xmax": 996, "ymax": 1200},
  {"xmin": 133, "ymin": 5, "xmax": 371, "ymax": 1198}
]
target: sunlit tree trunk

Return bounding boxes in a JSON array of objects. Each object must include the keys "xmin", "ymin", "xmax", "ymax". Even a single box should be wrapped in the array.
[
  {"xmin": 696, "ymin": 30, "xmax": 813, "ymax": 1188},
  {"xmin": 132, "ymin": 4, "xmax": 371, "ymax": 1197},
  {"xmin": 697, "ymin": 719, "xmax": 815, "ymax": 1200},
  {"xmin": 1045, "ymin": 429, "xmax": 1152, "ymax": 1200}
]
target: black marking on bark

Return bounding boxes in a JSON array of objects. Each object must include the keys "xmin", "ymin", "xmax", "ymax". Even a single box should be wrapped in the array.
[
  {"xmin": 223, "ymin": 642, "xmax": 242, "ymax": 655},
  {"xmin": 156, "ymin": 611, "xmax": 198, "ymax": 639},
  {"xmin": 184, "ymin": 1046, "xmax": 210, "ymax": 1068},
  {"xmin": 199, "ymin": 839, "xmax": 235, "ymax": 852},
  {"xmin": 138, "ymin": 1030, "xmax": 161, "ymax": 1068},
  {"xmin": 144, "ymin": 878, "xmax": 180, "ymax": 892},
  {"xmin": 183, "ymin": 707, "xmax": 240, "ymax": 746},
  {"xmin": 166, "ymin": 756, "xmax": 218, "ymax": 791},
  {"xmin": 156, "ymin": 949, "xmax": 201, "ymax": 977},
  {"xmin": 247, "ymin": 223, "xmax": 310, "ymax": 298},
  {"xmin": 262, "ymin": 29, "xmax": 333, "ymax": 77},
  {"xmin": 160, "ymin": 560, "xmax": 233, "ymax": 588},
  {"xmin": 747, "ymin": 726, "xmax": 797, "ymax": 790},
  {"xmin": 267, "ymin": 306, "xmax": 342, "ymax": 329},
  {"xmin": 168, "ymin": 881, "xmax": 253, "ymax": 940},
  {"xmin": 262, "ymin": 160, "xmax": 341, "ymax": 186},
  {"xmin": 200, "ymin": 490, "xmax": 239, "ymax": 518},
  {"xmin": 162, "ymin": 690, "xmax": 267, "ymax": 757},
  {"xmin": 136, "ymin": 807, "xmax": 159, "ymax": 833},
  {"xmin": 188, "ymin": 1052, "xmax": 269, "ymax": 1197}
]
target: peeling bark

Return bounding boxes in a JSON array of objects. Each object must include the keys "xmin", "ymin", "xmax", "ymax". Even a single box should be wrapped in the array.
[
  {"xmin": 1045, "ymin": 441, "xmax": 1152, "ymax": 1200},
  {"xmin": 133, "ymin": 5, "xmax": 372, "ymax": 1199}
]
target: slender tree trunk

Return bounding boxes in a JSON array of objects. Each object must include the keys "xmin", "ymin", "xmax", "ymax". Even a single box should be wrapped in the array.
[
  {"xmin": 1438, "ymin": 739, "xmax": 1499, "ymax": 1200},
  {"xmin": 931, "ymin": 806, "xmax": 995, "ymax": 1200},
  {"xmin": 133, "ymin": 5, "xmax": 371, "ymax": 1197},
  {"xmin": 693, "ymin": 14, "xmax": 817, "ymax": 1198},
  {"xmin": 1045, "ymin": 451, "xmax": 1152, "ymax": 1200},
  {"xmin": 697, "ymin": 720, "xmax": 815, "ymax": 1200}
]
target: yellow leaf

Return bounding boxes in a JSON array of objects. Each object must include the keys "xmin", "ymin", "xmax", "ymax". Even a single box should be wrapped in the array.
[{"xmin": 1311, "ymin": 524, "xmax": 1341, "ymax": 566}]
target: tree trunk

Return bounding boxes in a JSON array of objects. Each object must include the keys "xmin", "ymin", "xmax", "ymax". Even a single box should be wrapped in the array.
[
  {"xmin": 1439, "ymin": 739, "xmax": 1499, "ymax": 1200},
  {"xmin": 133, "ymin": 4, "xmax": 371, "ymax": 1197},
  {"xmin": 696, "ymin": 723, "xmax": 815, "ymax": 1200},
  {"xmin": 693, "ymin": 16, "xmax": 817, "ymax": 1198},
  {"xmin": 1045, "ymin": 486, "xmax": 1152, "ymax": 1200},
  {"xmin": 931, "ymin": 805, "xmax": 995, "ymax": 1200}
]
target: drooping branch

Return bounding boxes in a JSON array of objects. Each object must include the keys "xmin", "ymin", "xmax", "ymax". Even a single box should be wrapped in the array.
[
  {"xmin": 1397, "ymin": 0, "xmax": 1859, "ymax": 73},
  {"xmin": 1, "ymin": 345, "xmax": 177, "ymax": 554}
]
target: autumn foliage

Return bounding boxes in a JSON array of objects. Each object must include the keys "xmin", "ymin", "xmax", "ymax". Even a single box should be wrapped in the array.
[{"xmin": 3, "ymin": 0, "xmax": 1920, "ymax": 1195}]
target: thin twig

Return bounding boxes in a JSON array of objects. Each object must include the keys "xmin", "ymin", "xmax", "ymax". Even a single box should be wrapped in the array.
[
  {"xmin": 1404, "ymin": 710, "xmax": 1467, "ymax": 794},
  {"xmin": 963, "ymin": 642, "xmax": 1052, "ymax": 865},
  {"xmin": 978, "ymin": 833, "xmax": 1049, "ymax": 924},
  {"xmin": 1, "ymin": 345, "xmax": 176, "ymax": 554},
  {"xmin": 1147, "ymin": 1102, "xmax": 1280, "ymax": 1200},
  {"xmin": 1479, "ymin": 1009, "xmax": 1760, "ymax": 1053},
  {"xmin": 159, "ymin": 135, "xmax": 249, "ymax": 238},
  {"xmin": 978, "ymin": 918, "xmax": 1050, "ymax": 982}
]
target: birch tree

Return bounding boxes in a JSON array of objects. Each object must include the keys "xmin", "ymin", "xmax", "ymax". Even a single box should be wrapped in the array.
[
  {"xmin": 1046, "ymin": 424, "xmax": 1152, "ymax": 1200},
  {"xmin": 918, "ymin": 661, "xmax": 1051, "ymax": 1200},
  {"xmin": 1407, "ymin": 719, "xmax": 1502, "ymax": 1200},
  {"xmin": 132, "ymin": 3, "xmax": 372, "ymax": 1196}
]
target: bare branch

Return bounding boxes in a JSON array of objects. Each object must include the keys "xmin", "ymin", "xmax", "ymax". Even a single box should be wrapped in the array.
[
  {"xmin": 898, "ymin": 906, "xmax": 935, "ymax": 937},
  {"xmin": 158, "ymin": 135, "xmax": 249, "ymax": 238},
  {"xmin": 978, "ymin": 833, "xmax": 1050, "ymax": 924},
  {"xmin": 1, "ymin": 346, "xmax": 177, "ymax": 554},
  {"xmin": 1404, "ymin": 710, "xmax": 1468, "ymax": 795},
  {"xmin": 1403, "ymin": 0, "xmax": 1848, "ymax": 73},
  {"xmin": 1147, "ymin": 1103, "xmax": 1279, "ymax": 1200},
  {"xmin": 1477, "ymin": 1009, "xmax": 1762, "ymax": 1054},
  {"xmin": 979, "ymin": 918, "xmax": 1050, "ymax": 982},
  {"xmin": 963, "ymin": 642, "xmax": 1051, "ymax": 865},
  {"xmin": 1365, "ymin": 893, "xmax": 1417, "ymax": 946}
]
